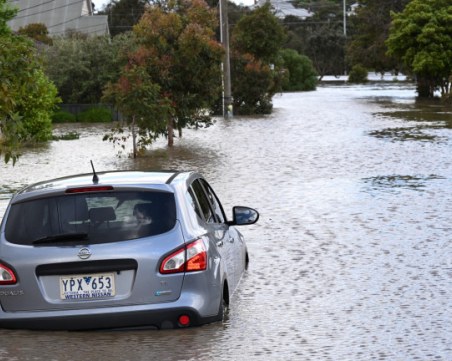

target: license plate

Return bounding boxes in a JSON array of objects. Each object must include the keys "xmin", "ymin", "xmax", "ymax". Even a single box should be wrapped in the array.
[{"xmin": 60, "ymin": 273, "xmax": 115, "ymax": 300}]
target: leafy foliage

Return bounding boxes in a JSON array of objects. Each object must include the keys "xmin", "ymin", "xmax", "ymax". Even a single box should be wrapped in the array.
[
  {"xmin": 77, "ymin": 107, "xmax": 113, "ymax": 122},
  {"xmin": 100, "ymin": 0, "xmax": 148, "ymax": 36},
  {"xmin": 104, "ymin": 0, "xmax": 223, "ymax": 152},
  {"xmin": 231, "ymin": 4, "xmax": 286, "ymax": 114},
  {"xmin": 16, "ymin": 68, "xmax": 58, "ymax": 141},
  {"xmin": 230, "ymin": 53, "xmax": 275, "ymax": 114},
  {"xmin": 44, "ymin": 33, "xmax": 134, "ymax": 104},
  {"xmin": 283, "ymin": 1, "xmax": 345, "ymax": 79},
  {"xmin": 386, "ymin": 0, "xmax": 452, "ymax": 98},
  {"xmin": 304, "ymin": 22, "xmax": 345, "ymax": 79},
  {"xmin": 52, "ymin": 110, "xmax": 76, "ymax": 123},
  {"xmin": 0, "ymin": 19, "xmax": 59, "ymax": 164},
  {"xmin": 347, "ymin": 0, "xmax": 410, "ymax": 74},
  {"xmin": 17, "ymin": 23, "xmax": 53, "ymax": 45},
  {"xmin": 232, "ymin": 3, "xmax": 285, "ymax": 63},
  {"xmin": 280, "ymin": 48, "xmax": 317, "ymax": 91},
  {"xmin": 348, "ymin": 64, "xmax": 368, "ymax": 83},
  {"xmin": 103, "ymin": 61, "xmax": 163, "ymax": 157},
  {"xmin": 0, "ymin": 0, "xmax": 15, "ymax": 35}
]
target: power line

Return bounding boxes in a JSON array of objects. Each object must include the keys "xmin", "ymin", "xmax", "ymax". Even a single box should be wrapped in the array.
[
  {"xmin": 14, "ymin": 0, "xmax": 88, "ymax": 20},
  {"xmin": 15, "ymin": 0, "xmax": 56, "ymax": 13},
  {"xmin": 47, "ymin": 14, "xmax": 92, "ymax": 29},
  {"xmin": 50, "ymin": 22, "xmax": 109, "ymax": 35}
]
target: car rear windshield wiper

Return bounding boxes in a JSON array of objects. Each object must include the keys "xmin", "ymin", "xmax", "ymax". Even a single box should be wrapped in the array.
[{"xmin": 32, "ymin": 232, "xmax": 89, "ymax": 245}]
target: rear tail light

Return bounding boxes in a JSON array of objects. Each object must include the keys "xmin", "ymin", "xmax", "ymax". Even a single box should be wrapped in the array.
[
  {"xmin": 0, "ymin": 264, "xmax": 17, "ymax": 285},
  {"xmin": 160, "ymin": 239, "xmax": 207, "ymax": 274}
]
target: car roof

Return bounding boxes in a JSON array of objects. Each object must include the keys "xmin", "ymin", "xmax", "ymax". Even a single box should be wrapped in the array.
[{"xmin": 17, "ymin": 170, "xmax": 187, "ymax": 195}]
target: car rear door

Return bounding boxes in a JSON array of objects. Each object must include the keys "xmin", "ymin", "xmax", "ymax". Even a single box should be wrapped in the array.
[
  {"xmin": 199, "ymin": 179, "xmax": 247, "ymax": 290},
  {"xmin": 189, "ymin": 179, "xmax": 237, "ymax": 289}
]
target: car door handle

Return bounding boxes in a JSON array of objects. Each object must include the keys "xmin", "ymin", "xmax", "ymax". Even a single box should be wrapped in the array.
[
  {"xmin": 228, "ymin": 237, "xmax": 235, "ymax": 243},
  {"xmin": 216, "ymin": 240, "xmax": 224, "ymax": 247}
]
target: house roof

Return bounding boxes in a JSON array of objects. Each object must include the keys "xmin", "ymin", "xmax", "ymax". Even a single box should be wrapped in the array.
[
  {"xmin": 8, "ymin": 0, "xmax": 109, "ymax": 36},
  {"xmin": 252, "ymin": 0, "xmax": 313, "ymax": 19}
]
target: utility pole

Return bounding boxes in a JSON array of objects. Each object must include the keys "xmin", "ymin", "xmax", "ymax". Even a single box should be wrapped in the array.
[
  {"xmin": 343, "ymin": 0, "xmax": 347, "ymax": 37},
  {"xmin": 219, "ymin": 0, "xmax": 232, "ymax": 119},
  {"xmin": 343, "ymin": 0, "xmax": 347, "ymax": 76}
]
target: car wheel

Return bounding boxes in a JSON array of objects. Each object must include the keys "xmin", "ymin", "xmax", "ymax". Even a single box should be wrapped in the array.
[
  {"xmin": 219, "ymin": 297, "xmax": 229, "ymax": 322},
  {"xmin": 217, "ymin": 283, "xmax": 229, "ymax": 322}
]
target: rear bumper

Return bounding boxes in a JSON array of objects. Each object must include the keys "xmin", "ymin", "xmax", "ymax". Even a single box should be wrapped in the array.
[
  {"xmin": 0, "ymin": 256, "xmax": 225, "ymax": 331},
  {"xmin": 0, "ymin": 302, "xmax": 221, "ymax": 330}
]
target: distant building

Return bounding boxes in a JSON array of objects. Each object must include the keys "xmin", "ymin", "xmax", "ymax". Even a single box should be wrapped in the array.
[
  {"xmin": 252, "ymin": 0, "xmax": 313, "ymax": 20},
  {"xmin": 8, "ymin": 0, "xmax": 109, "ymax": 36},
  {"xmin": 251, "ymin": 0, "xmax": 359, "ymax": 20}
]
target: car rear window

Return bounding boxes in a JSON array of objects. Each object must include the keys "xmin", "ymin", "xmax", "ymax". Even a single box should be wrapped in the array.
[{"xmin": 4, "ymin": 191, "xmax": 176, "ymax": 246}]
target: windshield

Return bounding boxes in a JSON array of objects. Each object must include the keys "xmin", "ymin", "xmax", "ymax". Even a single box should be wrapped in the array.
[{"xmin": 5, "ymin": 191, "xmax": 176, "ymax": 246}]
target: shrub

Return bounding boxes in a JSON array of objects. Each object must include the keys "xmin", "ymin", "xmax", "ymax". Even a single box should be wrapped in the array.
[
  {"xmin": 348, "ymin": 64, "xmax": 368, "ymax": 83},
  {"xmin": 52, "ymin": 110, "xmax": 76, "ymax": 123},
  {"xmin": 78, "ymin": 107, "xmax": 112, "ymax": 122},
  {"xmin": 280, "ymin": 49, "xmax": 317, "ymax": 91}
]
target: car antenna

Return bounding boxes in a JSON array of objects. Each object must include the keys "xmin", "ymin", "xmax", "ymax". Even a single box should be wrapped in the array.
[{"xmin": 90, "ymin": 160, "xmax": 99, "ymax": 184}]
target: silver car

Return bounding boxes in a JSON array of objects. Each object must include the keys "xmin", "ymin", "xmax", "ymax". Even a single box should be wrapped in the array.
[{"xmin": 0, "ymin": 170, "xmax": 258, "ymax": 330}]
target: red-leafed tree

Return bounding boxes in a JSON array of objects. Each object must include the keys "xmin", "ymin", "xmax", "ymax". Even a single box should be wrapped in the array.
[
  {"xmin": 103, "ymin": 47, "xmax": 166, "ymax": 158},
  {"xmin": 104, "ymin": 0, "xmax": 223, "ymax": 152}
]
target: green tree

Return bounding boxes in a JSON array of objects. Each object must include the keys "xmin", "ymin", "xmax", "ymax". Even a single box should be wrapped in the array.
[
  {"xmin": 0, "ymin": 0, "xmax": 15, "ymax": 35},
  {"xmin": 347, "ymin": 0, "xmax": 410, "ymax": 74},
  {"xmin": 231, "ymin": 4, "xmax": 286, "ymax": 114},
  {"xmin": 305, "ymin": 23, "xmax": 345, "ymax": 79},
  {"xmin": 386, "ymin": 0, "xmax": 452, "ymax": 98},
  {"xmin": 106, "ymin": 0, "xmax": 223, "ymax": 149},
  {"xmin": 284, "ymin": 1, "xmax": 345, "ymax": 79},
  {"xmin": 280, "ymin": 48, "xmax": 317, "ymax": 91},
  {"xmin": 232, "ymin": 3, "xmax": 285, "ymax": 63},
  {"xmin": 100, "ymin": 0, "xmax": 148, "ymax": 36},
  {"xmin": 0, "ymin": 2, "xmax": 59, "ymax": 164}
]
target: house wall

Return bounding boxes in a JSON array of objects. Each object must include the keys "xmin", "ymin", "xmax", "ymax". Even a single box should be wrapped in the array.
[{"xmin": 8, "ymin": 0, "xmax": 109, "ymax": 36}]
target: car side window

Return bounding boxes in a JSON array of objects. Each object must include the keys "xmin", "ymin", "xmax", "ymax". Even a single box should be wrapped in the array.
[
  {"xmin": 199, "ymin": 179, "xmax": 226, "ymax": 224},
  {"xmin": 186, "ymin": 187, "xmax": 203, "ymax": 220},
  {"xmin": 191, "ymin": 180, "xmax": 215, "ymax": 223}
]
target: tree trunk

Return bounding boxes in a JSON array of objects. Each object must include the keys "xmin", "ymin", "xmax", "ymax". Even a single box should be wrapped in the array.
[
  {"xmin": 167, "ymin": 117, "xmax": 174, "ymax": 147},
  {"xmin": 416, "ymin": 77, "xmax": 432, "ymax": 98},
  {"xmin": 132, "ymin": 115, "xmax": 137, "ymax": 158}
]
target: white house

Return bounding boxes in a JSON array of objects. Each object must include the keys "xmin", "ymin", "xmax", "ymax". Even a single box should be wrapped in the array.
[
  {"xmin": 8, "ymin": 0, "xmax": 109, "ymax": 36},
  {"xmin": 252, "ymin": 0, "xmax": 313, "ymax": 20}
]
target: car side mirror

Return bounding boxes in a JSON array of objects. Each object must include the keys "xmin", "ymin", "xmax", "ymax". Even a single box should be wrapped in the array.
[{"xmin": 229, "ymin": 206, "xmax": 259, "ymax": 226}]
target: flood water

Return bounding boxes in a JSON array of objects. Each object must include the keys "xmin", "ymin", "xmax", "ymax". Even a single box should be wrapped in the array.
[{"xmin": 0, "ymin": 83, "xmax": 451, "ymax": 360}]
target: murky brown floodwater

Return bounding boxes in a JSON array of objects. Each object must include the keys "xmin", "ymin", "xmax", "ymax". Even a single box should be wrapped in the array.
[{"xmin": 0, "ymin": 83, "xmax": 451, "ymax": 360}]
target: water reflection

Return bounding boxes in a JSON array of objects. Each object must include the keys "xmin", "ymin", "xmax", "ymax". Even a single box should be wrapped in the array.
[{"xmin": 0, "ymin": 83, "xmax": 451, "ymax": 360}]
